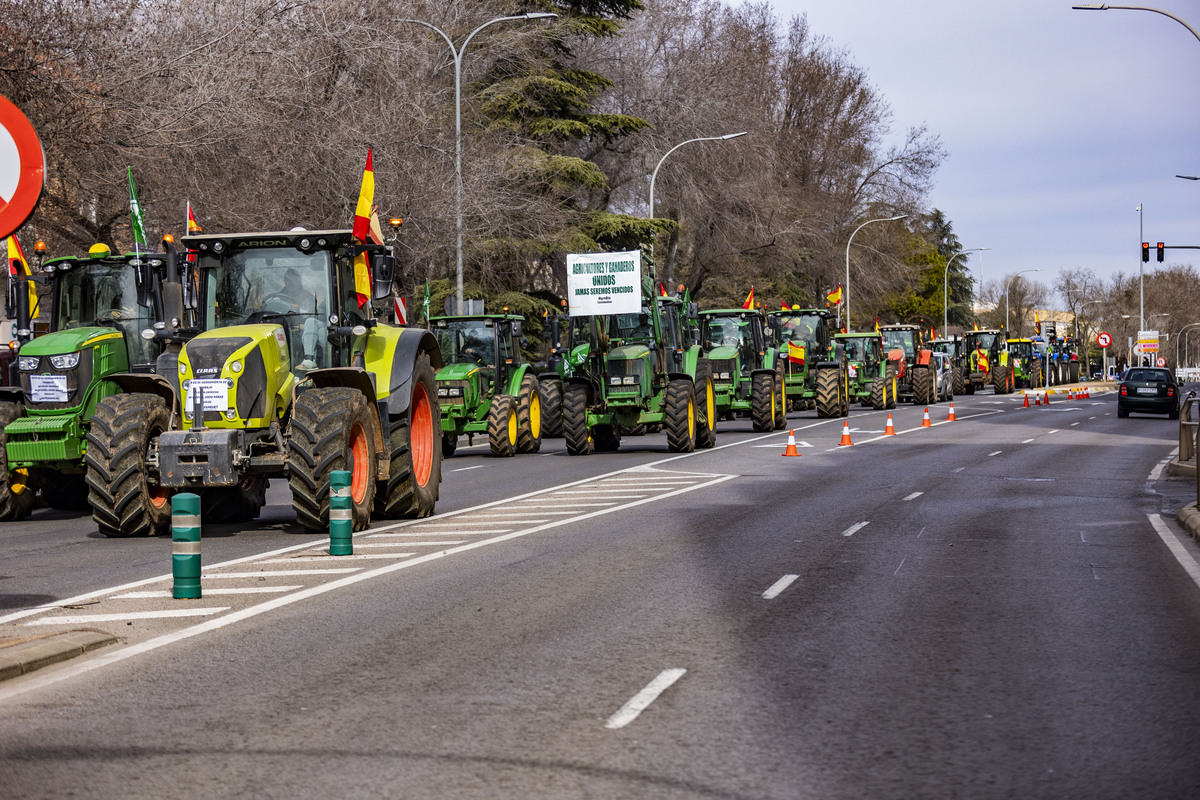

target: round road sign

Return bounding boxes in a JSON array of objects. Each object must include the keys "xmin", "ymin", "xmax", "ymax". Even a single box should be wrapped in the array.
[
  {"xmin": 1157, "ymin": 357, "xmax": 1166, "ymax": 368},
  {"xmin": 0, "ymin": 94, "xmax": 45, "ymax": 240},
  {"xmin": 1097, "ymin": 331, "xmax": 1112, "ymax": 349}
]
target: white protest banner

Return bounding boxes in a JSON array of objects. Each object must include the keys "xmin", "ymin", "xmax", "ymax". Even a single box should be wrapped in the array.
[{"xmin": 567, "ymin": 250, "xmax": 642, "ymax": 316}]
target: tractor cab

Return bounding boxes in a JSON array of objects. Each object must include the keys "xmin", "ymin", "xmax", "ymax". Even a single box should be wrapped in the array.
[{"xmin": 432, "ymin": 314, "xmax": 523, "ymax": 403}]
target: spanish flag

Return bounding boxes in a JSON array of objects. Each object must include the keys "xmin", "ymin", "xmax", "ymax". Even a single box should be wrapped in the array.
[
  {"xmin": 826, "ymin": 283, "xmax": 842, "ymax": 306},
  {"xmin": 874, "ymin": 315, "xmax": 880, "ymax": 334},
  {"xmin": 351, "ymin": 148, "xmax": 375, "ymax": 308},
  {"xmin": 659, "ymin": 282, "xmax": 668, "ymax": 298},
  {"xmin": 6, "ymin": 234, "xmax": 38, "ymax": 320},
  {"xmin": 186, "ymin": 201, "xmax": 202, "ymax": 233},
  {"xmin": 788, "ymin": 341, "xmax": 805, "ymax": 365},
  {"xmin": 742, "ymin": 287, "xmax": 754, "ymax": 310},
  {"xmin": 781, "ymin": 301, "xmax": 789, "ymax": 312}
]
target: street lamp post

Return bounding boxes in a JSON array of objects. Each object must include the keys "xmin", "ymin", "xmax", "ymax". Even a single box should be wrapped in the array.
[
  {"xmin": 845, "ymin": 214, "xmax": 907, "ymax": 330},
  {"xmin": 1175, "ymin": 322, "xmax": 1200, "ymax": 369},
  {"xmin": 401, "ymin": 12, "xmax": 558, "ymax": 314},
  {"xmin": 1005, "ymin": 269, "xmax": 1040, "ymax": 335},
  {"xmin": 943, "ymin": 248, "xmax": 989, "ymax": 334},
  {"xmin": 1072, "ymin": 4, "xmax": 1200, "ymax": 45}
]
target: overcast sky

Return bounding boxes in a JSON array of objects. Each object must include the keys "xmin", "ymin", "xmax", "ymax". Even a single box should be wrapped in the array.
[{"xmin": 758, "ymin": 0, "xmax": 1200, "ymax": 304}]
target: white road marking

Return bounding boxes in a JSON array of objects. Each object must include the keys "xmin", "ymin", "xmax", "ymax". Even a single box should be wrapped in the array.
[
  {"xmin": 988, "ymin": 451, "xmax": 1002, "ymax": 457},
  {"xmin": 452, "ymin": 465, "xmax": 486, "ymax": 472},
  {"xmin": 1022, "ymin": 438, "xmax": 1035, "ymax": 443},
  {"xmin": 894, "ymin": 558, "xmax": 906, "ymax": 576},
  {"xmin": 1148, "ymin": 514, "xmax": 1200, "ymax": 590},
  {"xmin": 258, "ymin": 553, "xmax": 417, "ymax": 563},
  {"xmin": 605, "ymin": 669, "xmax": 687, "ymax": 730},
  {"xmin": 753, "ymin": 442, "xmax": 812, "ymax": 448},
  {"xmin": 344, "ymin": 541, "xmax": 466, "ymax": 548},
  {"xmin": 203, "ymin": 568, "xmax": 362, "ymax": 578},
  {"xmin": 1070, "ymin": 422, "xmax": 1080, "ymax": 426},
  {"xmin": 366, "ymin": 532, "xmax": 471, "ymax": 538},
  {"xmin": 903, "ymin": 492, "xmax": 923, "ymax": 501},
  {"xmin": 762, "ymin": 574, "xmax": 798, "ymax": 599},
  {"xmin": 952, "ymin": 467, "xmax": 965, "ymax": 473},
  {"xmin": 27, "ymin": 608, "xmax": 231, "ymax": 625},
  {"xmin": 1047, "ymin": 429, "xmax": 1059, "ymax": 434},
  {"xmin": 514, "ymin": 502, "xmax": 617, "ymax": 508},
  {"xmin": 842, "ymin": 521, "xmax": 869, "ymax": 538},
  {"xmin": 114, "ymin": 587, "xmax": 302, "ymax": 598}
]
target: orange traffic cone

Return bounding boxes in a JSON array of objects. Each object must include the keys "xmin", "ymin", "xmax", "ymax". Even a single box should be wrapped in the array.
[
  {"xmin": 947, "ymin": 403, "xmax": 956, "ymax": 422},
  {"xmin": 1085, "ymin": 388, "xmax": 1090, "ymax": 399},
  {"xmin": 839, "ymin": 421, "xmax": 854, "ymax": 446},
  {"xmin": 921, "ymin": 407, "xmax": 932, "ymax": 428},
  {"xmin": 884, "ymin": 414, "xmax": 896, "ymax": 436},
  {"xmin": 782, "ymin": 429, "xmax": 801, "ymax": 457},
  {"xmin": 1023, "ymin": 392, "xmax": 1030, "ymax": 408},
  {"xmin": 1044, "ymin": 391, "xmax": 1051, "ymax": 405},
  {"xmin": 1068, "ymin": 389, "xmax": 1074, "ymax": 400}
]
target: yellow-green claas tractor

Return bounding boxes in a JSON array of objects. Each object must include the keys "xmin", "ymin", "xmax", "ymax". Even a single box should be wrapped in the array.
[{"xmin": 85, "ymin": 229, "xmax": 443, "ymax": 536}]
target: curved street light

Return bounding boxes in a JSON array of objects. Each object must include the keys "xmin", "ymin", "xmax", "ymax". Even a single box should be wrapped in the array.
[
  {"xmin": 1175, "ymin": 322, "xmax": 1200, "ymax": 369},
  {"xmin": 844, "ymin": 214, "xmax": 907, "ymax": 330},
  {"xmin": 401, "ymin": 12, "xmax": 558, "ymax": 314},
  {"xmin": 1071, "ymin": 5, "xmax": 1200, "ymax": 45},
  {"xmin": 1005, "ymin": 269, "xmax": 1040, "ymax": 335},
  {"xmin": 943, "ymin": 248, "xmax": 989, "ymax": 334}
]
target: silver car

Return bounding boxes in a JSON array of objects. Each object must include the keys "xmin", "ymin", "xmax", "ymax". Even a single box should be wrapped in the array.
[{"xmin": 932, "ymin": 351, "xmax": 955, "ymax": 401}]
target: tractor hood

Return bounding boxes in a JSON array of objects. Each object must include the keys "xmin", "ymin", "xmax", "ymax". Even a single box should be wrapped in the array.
[
  {"xmin": 609, "ymin": 343, "xmax": 651, "ymax": 362},
  {"xmin": 706, "ymin": 344, "xmax": 740, "ymax": 360},
  {"xmin": 436, "ymin": 362, "xmax": 481, "ymax": 382},
  {"xmin": 178, "ymin": 323, "xmax": 294, "ymax": 429},
  {"xmin": 19, "ymin": 326, "xmax": 122, "ymax": 356}
]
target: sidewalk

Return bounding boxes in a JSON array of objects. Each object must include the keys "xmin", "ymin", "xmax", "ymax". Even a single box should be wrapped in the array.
[{"xmin": 0, "ymin": 629, "xmax": 117, "ymax": 682}]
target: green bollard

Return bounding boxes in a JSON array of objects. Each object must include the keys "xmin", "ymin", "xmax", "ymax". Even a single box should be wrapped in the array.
[
  {"xmin": 330, "ymin": 470, "xmax": 353, "ymax": 556},
  {"xmin": 172, "ymin": 492, "xmax": 202, "ymax": 599}
]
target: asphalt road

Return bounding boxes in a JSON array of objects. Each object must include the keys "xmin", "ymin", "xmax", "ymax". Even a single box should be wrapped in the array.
[{"xmin": 2, "ymin": 386, "xmax": 1200, "ymax": 799}]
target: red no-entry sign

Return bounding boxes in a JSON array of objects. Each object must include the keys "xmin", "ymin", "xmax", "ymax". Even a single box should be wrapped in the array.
[
  {"xmin": 0, "ymin": 94, "xmax": 45, "ymax": 240},
  {"xmin": 1097, "ymin": 331, "xmax": 1112, "ymax": 349}
]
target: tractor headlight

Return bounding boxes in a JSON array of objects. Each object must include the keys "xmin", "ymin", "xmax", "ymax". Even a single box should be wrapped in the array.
[
  {"xmin": 18, "ymin": 355, "xmax": 39, "ymax": 371},
  {"xmin": 437, "ymin": 386, "xmax": 463, "ymax": 398},
  {"xmin": 226, "ymin": 408, "xmax": 237, "ymax": 419},
  {"xmin": 718, "ymin": 372, "xmax": 731, "ymax": 380},
  {"xmin": 179, "ymin": 362, "xmax": 188, "ymax": 375},
  {"xmin": 230, "ymin": 360, "xmax": 242, "ymax": 374},
  {"xmin": 622, "ymin": 376, "xmax": 637, "ymax": 385},
  {"xmin": 609, "ymin": 377, "xmax": 622, "ymax": 386},
  {"xmin": 49, "ymin": 352, "xmax": 81, "ymax": 370}
]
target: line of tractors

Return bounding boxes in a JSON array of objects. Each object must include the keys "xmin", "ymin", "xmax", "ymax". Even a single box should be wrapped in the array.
[{"xmin": 1, "ymin": 233, "xmax": 1082, "ymax": 535}]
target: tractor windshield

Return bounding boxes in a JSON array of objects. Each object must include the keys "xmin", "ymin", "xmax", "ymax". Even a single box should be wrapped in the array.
[
  {"xmin": 436, "ymin": 320, "xmax": 498, "ymax": 369},
  {"xmin": 702, "ymin": 316, "xmax": 753, "ymax": 350},
  {"xmin": 840, "ymin": 338, "xmax": 874, "ymax": 362},
  {"xmin": 880, "ymin": 330, "xmax": 916, "ymax": 358},
  {"xmin": 198, "ymin": 246, "xmax": 331, "ymax": 370},
  {"xmin": 610, "ymin": 308, "xmax": 655, "ymax": 342},
  {"xmin": 968, "ymin": 332, "xmax": 998, "ymax": 353},
  {"xmin": 52, "ymin": 259, "xmax": 156, "ymax": 366},
  {"xmin": 779, "ymin": 314, "xmax": 821, "ymax": 343}
]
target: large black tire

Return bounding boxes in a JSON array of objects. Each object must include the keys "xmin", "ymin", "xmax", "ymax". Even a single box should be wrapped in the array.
[
  {"xmin": 516, "ymin": 374, "xmax": 541, "ymax": 454},
  {"xmin": 695, "ymin": 360, "xmax": 717, "ymax": 448},
  {"xmin": 202, "ymin": 477, "xmax": 267, "ymax": 524},
  {"xmin": 288, "ymin": 387, "xmax": 377, "ymax": 532},
  {"xmin": 912, "ymin": 365, "xmax": 935, "ymax": 405},
  {"xmin": 487, "ymin": 395, "xmax": 518, "ymax": 457},
  {"xmin": 442, "ymin": 433, "xmax": 458, "ymax": 459},
  {"xmin": 1070, "ymin": 362, "xmax": 1081, "ymax": 383},
  {"xmin": 538, "ymin": 376, "xmax": 563, "ymax": 438},
  {"xmin": 85, "ymin": 394, "xmax": 172, "ymax": 537},
  {"xmin": 952, "ymin": 367, "xmax": 965, "ymax": 396},
  {"xmin": 870, "ymin": 377, "xmax": 888, "ymax": 411},
  {"xmin": 815, "ymin": 367, "xmax": 840, "ymax": 418},
  {"xmin": 992, "ymin": 364, "xmax": 1011, "ymax": 394},
  {"xmin": 664, "ymin": 378, "xmax": 696, "ymax": 453},
  {"xmin": 0, "ymin": 401, "xmax": 34, "ymax": 521},
  {"xmin": 562, "ymin": 382, "xmax": 593, "ymax": 456},
  {"xmin": 374, "ymin": 353, "xmax": 441, "ymax": 519},
  {"xmin": 773, "ymin": 362, "xmax": 788, "ymax": 430},
  {"xmin": 887, "ymin": 374, "xmax": 898, "ymax": 409},
  {"xmin": 39, "ymin": 472, "xmax": 90, "ymax": 512},
  {"xmin": 751, "ymin": 372, "xmax": 776, "ymax": 431}
]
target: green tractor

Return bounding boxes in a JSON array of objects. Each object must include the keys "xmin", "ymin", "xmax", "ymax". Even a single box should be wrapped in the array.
[
  {"xmin": 928, "ymin": 336, "xmax": 965, "ymax": 395},
  {"xmin": 879, "ymin": 323, "xmax": 938, "ymax": 405},
  {"xmin": 84, "ymin": 228, "xmax": 443, "ymax": 536},
  {"xmin": 1006, "ymin": 338, "xmax": 1043, "ymax": 390},
  {"xmin": 430, "ymin": 313, "xmax": 541, "ymax": 458},
  {"xmin": 767, "ymin": 307, "xmax": 836, "ymax": 412},
  {"xmin": 833, "ymin": 331, "xmax": 896, "ymax": 410},
  {"xmin": 537, "ymin": 309, "xmax": 592, "ymax": 439},
  {"xmin": 960, "ymin": 328, "xmax": 1006, "ymax": 394},
  {"xmin": 696, "ymin": 308, "xmax": 787, "ymax": 432},
  {"xmin": 562, "ymin": 290, "xmax": 716, "ymax": 455},
  {"xmin": 0, "ymin": 240, "xmax": 177, "ymax": 520}
]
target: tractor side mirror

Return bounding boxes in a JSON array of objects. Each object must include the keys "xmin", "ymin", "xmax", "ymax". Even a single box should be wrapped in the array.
[
  {"xmin": 512, "ymin": 320, "xmax": 523, "ymax": 337},
  {"xmin": 371, "ymin": 252, "xmax": 395, "ymax": 300}
]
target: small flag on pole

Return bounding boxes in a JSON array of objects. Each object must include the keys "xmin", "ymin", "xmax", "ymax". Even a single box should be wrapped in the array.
[
  {"xmin": 351, "ymin": 148, "xmax": 375, "ymax": 308},
  {"xmin": 6, "ymin": 234, "xmax": 38, "ymax": 319},
  {"xmin": 826, "ymin": 283, "xmax": 842, "ymax": 306},
  {"xmin": 127, "ymin": 167, "xmax": 147, "ymax": 248},
  {"xmin": 742, "ymin": 287, "xmax": 754, "ymax": 310},
  {"xmin": 186, "ymin": 201, "xmax": 202, "ymax": 234}
]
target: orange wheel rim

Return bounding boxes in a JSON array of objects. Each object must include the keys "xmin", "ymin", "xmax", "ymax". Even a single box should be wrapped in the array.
[
  {"xmin": 411, "ymin": 383, "xmax": 434, "ymax": 487},
  {"xmin": 349, "ymin": 420, "xmax": 370, "ymax": 504}
]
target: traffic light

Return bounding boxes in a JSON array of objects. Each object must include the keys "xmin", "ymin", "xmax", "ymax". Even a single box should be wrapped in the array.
[
  {"xmin": 1142, "ymin": 242, "xmax": 1150, "ymax": 262},
  {"xmin": 1157, "ymin": 242, "xmax": 1165, "ymax": 262}
]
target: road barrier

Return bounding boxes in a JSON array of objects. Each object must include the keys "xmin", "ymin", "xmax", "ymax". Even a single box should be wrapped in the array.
[
  {"xmin": 330, "ymin": 469, "xmax": 353, "ymax": 556},
  {"xmin": 172, "ymin": 493, "xmax": 202, "ymax": 599},
  {"xmin": 1179, "ymin": 392, "xmax": 1198, "ymax": 463}
]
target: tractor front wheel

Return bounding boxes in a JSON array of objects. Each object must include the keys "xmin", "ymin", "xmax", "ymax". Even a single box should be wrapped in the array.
[
  {"xmin": 815, "ymin": 367, "xmax": 840, "ymax": 418},
  {"xmin": 913, "ymin": 366, "xmax": 935, "ymax": 405},
  {"xmin": 751, "ymin": 372, "xmax": 776, "ymax": 431},
  {"xmin": 562, "ymin": 383, "xmax": 593, "ymax": 456},
  {"xmin": 0, "ymin": 401, "xmax": 33, "ymax": 521},
  {"xmin": 695, "ymin": 360, "xmax": 717, "ymax": 448},
  {"xmin": 373, "ymin": 353, "xmax": 441, "ymax": 519},
  {"xmin": 664, "ymin": 378, "xmax": 697, "ymax": 453},
  {"xmin": 488, "ymin": 395, "xmax": 518, "ymax": 457},
  {"xmin": 539, "ymin": 377, "xmax": 564, "ymax": 438},
  {"xmin": 774, "ymin": 362, "xmax": 788, "ymax": 430},
  {"xmin": 870, "ymin": 377, "xmax": 888, "ymax": 411},
  {"xmin": 516, "ymin": 374, "xmax": 541, "ymax": 454},
  {"xmin": 289, "ymin": 387, "xmax": 377, "ymax": 532},
  {"xmin": 85, "ymin": 394, "xmax": 171, "ymax": 537}
]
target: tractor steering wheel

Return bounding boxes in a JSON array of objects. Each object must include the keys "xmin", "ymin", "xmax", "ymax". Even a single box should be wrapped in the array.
[{"xmin": 261, "ymin": 292, "xmax": 295, "ymax": 314}]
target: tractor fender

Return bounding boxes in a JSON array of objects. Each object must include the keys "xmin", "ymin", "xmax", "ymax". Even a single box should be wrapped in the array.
[
  {"xmin": 378, "ymin": 327, "xmax": 443, "ymax": 418},
  {"xmin": 504, "ymin": 363, "xmax": 534, "ymax": 396},
  {"xmin": 108, "ymin": 372, "xmax": 178, "ymax": 410},
  {"xmin": 749, "ymin": 367, "xmax": 776, "ymax": 380},
  {"xmin": 915, "ymin": 349, "xmax": 933, "ymax": 367},
  {"xmin": 564, "ymin": 376, "xmax": 594, "ymax": 405},
  {"xmin": 298, "ymin": 367, "xmax": 386, "ymax": 458}
]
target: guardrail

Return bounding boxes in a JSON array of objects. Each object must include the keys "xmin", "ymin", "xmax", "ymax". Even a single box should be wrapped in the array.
[{"xmin": 1180, "ymin": 391, "xmax": 1198, "ymax": 463}]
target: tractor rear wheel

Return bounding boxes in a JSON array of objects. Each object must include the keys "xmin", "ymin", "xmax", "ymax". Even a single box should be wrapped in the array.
[
  {"xmin": 751, "ymin": 372, "xmax": 776, "ymax": 431},
  {"xmin": 373, "ymin": 353, "xmax": 441, "ymax": 519},
  {"xmin": 695, "ymin": 360, "xmax": 717, "ymax": 448},
  {"xmin": 85, "ymin": 394, "xmax": 171, "ymax": 537},
  {"xmin": 538, "ymin": 377, "xmax": 563, "ymax": 438},
  {"xmin": 516, "ymin": 374, "xmax": 541, "ymax": 454},
  {"xmin": 913, "ymin": 366, "xmax": 935, "ymax": 405},
  {"xmin": 815, "ymin": 367, "xmax": 840, "ymax": 418},
  {"xmin": 992, "ymin": 364, "xmax": 1010, "ymax": 394},
  {"xmin": 0, "ymin": 401, "xmax": 34, "ymax": 521},
  {"xmin": 289, "ymin": 387, "xmax": 377, "ymax": 532},
  {"xmin": 562, "ymin": 383, "xmax": 593, "ymax": 456},
  {"xmin": 442, "ymin": 433, "xmax": 458, "ymax": 459},
  {"xmin": 488, "ymin": 395, "xmax": 518, "ymax": 457},
  {"xmin": 664, "ymin": 378, "xmax": 697, "ymax": 453},
  {"xmin": 203, "ymin": 476, "xmax": 267, "ymax": 524}
]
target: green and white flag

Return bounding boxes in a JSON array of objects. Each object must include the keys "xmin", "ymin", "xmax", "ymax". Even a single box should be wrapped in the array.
[
  {"xmin": 421, "ymin": 280, "xmax": 430, "ymax": 324},
  {"xmin": 127, "ymin": 167, "xmax": 147, "ymax": 247}
]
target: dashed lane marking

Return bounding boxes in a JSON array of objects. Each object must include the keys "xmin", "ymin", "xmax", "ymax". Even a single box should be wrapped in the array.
[
  {"xmin": 606, "ymin": 669, "xmax": 687, "ymax": 730},
  {"xmin": 842, "ymin": 521, "xmax": 870, "ymax": 538},
  {"xmin": 903, "ymin": 492, "xmax": 923, "ymax": 501},
  {"xmin": 762, "ymin": 575, "xmax": 799, "ymax": 599}
]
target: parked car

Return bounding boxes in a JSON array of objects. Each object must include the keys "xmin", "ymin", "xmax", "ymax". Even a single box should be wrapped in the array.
[
  {"xmin": 1117, "ymin": 367, "xmax": 1179, "ymax": 419},
  {"xmin": 932, "ymin": 351, "xmax": 954, "ymax": 401}
]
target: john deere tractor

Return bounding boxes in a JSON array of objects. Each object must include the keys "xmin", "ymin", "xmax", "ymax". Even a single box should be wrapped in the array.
[
  {"xmin": 697, "ymin": 308, "xmax": 787, "ymax": 431},
  {"xmin": 0, "ymin": 240, "xmax": 177, "ymax": 520},
  {"xmin": 960, "ymin": 328, "xmax": 1005, "ymax": 394},
  {"xmin": 833, "ymin": 331, "xmax": 896, "ymax": 410},
  {"xmin": 562, "ymin": 288, "xmax": 716, "ymax": 455},
  {"xmin": 85, "ymin": 228, "xmax": 443, "ymax": 536},
  {"xmin": 767, "ymin": 307, "xmax": 836, "ymax": 412},
  {"xmin": 431, "ymin": 312, "xmax": 540, "ymax": 458},
  {"xmin": 879, "ymin": 323, "xmax": 937, "ymax": 405},
  {"xmin": 538, "ymin": 309, "xmax": 592, "ymax": 438},
  {"xmin": 1006, "ymin": 338, "xmax": 1043, "ymax": 389}
]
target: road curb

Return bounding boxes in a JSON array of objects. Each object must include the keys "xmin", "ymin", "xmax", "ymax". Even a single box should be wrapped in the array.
[
  {"xmin": 0, "ymin": 629, "xmax": 117, "ymax": 682},
  {"xmin": 1178, "ymin": 503, "xmax": 1200, "ymax": 542}
]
